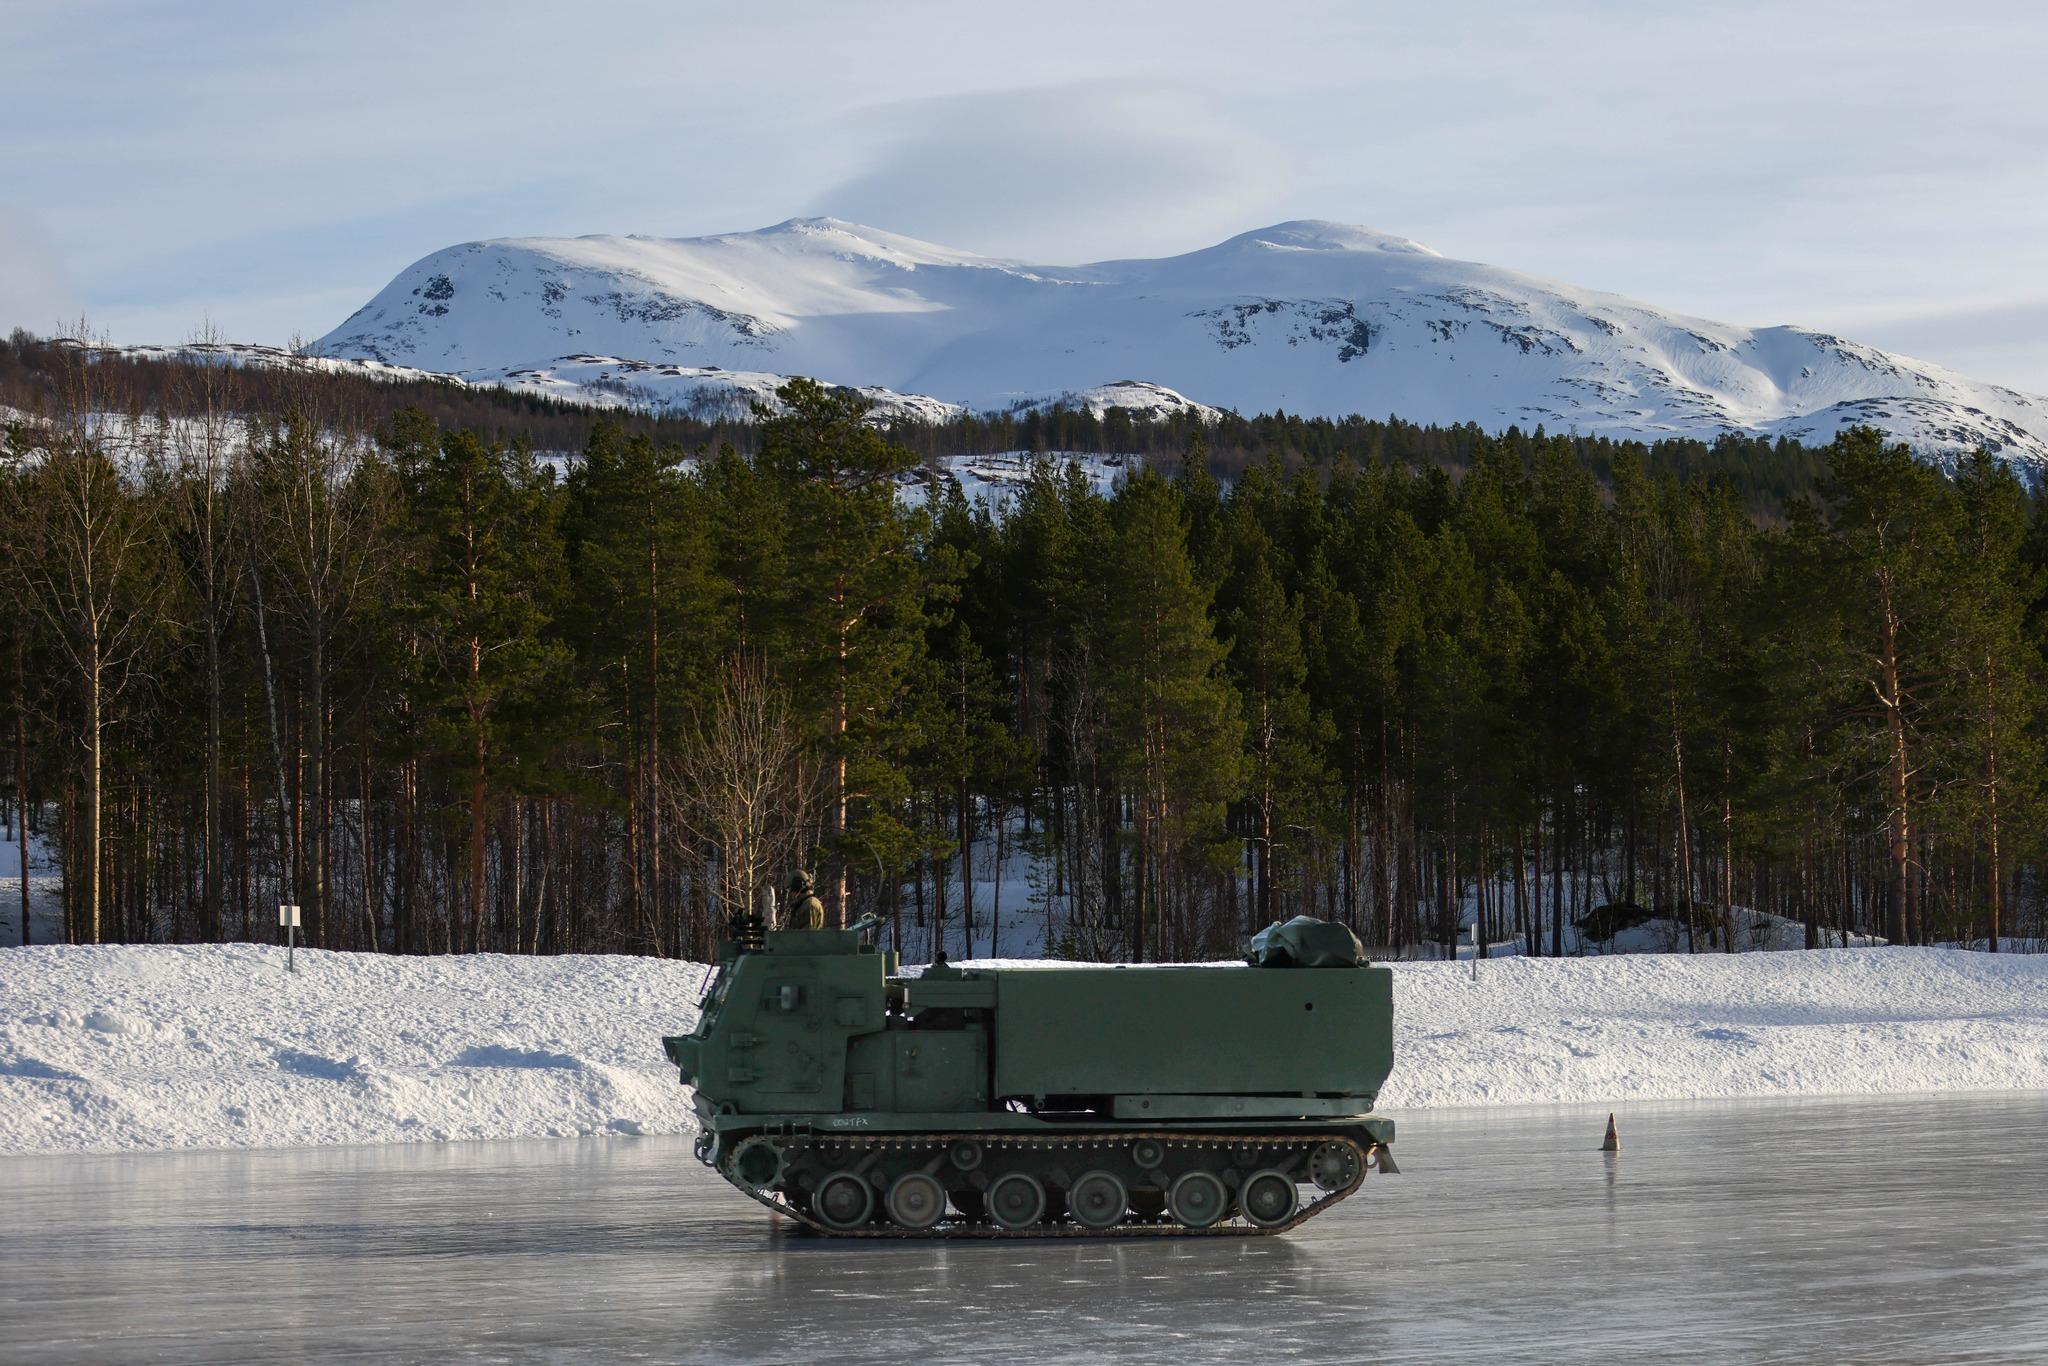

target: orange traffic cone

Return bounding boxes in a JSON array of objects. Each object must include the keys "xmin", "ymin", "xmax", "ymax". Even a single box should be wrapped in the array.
[{"xmin": 1600, "ymin": 1113, "xmax": 1620, "ymax": 1152}]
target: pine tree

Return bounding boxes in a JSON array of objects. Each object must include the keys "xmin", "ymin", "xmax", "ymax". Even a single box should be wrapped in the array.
[
  {"xmin": 1816, "ymin": 429, "xmax": 1959, "ymax": 945},
  {"xmin": 758, "ymin": 379, "xmax": 928, "ymax": 925},
  {"xmin": 1948, "ymin": 451, "xmax": 2039, "ymax": 951},
  {"xmin": 1217, "ymin": 500, "xmax": 1332, "ymax": 929},
  {"xmin": 404, "ymin": 426, "xmax": 570, "ymax": 951},
  {"xmin": 1103, "ymin": 470, "xmax": 1242, "ymax": 959},
  {"xmin": 564, "ymin": 424, "xmax": 723, "ymax": 953}
]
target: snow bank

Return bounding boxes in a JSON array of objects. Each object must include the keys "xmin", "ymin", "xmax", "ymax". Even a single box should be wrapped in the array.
[
  {"xmin": 0, "ymin": 945, "xmax": 710, "ymax": 1154},
  {"xmin": 1380, "ymin": 949, "xmax": 2048, "ymax": 1108},
  {"xmin": 2, "ymin": 943, "xmax": 2043, "ymax": 1155}
]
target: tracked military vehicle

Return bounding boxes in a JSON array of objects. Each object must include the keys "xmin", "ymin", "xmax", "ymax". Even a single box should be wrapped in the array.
[{"xmin": 663, "ymin": 915, "xmax": 1396, "ymax": 1238}]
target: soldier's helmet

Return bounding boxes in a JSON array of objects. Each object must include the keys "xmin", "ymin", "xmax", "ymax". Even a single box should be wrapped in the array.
[{"xmin": 788, "ymin": 869, "xmax": 814, "ymax": 894}]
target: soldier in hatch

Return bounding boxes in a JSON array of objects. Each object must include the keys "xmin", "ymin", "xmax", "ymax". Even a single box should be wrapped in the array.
[{"xmin": 783, "ymin": 869, "xmax": 826, "ymax": 930}]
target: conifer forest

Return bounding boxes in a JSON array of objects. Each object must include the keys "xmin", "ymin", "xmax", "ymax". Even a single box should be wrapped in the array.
[{"xmin": 3, "ymin": 334, "xmax": 2043, "ymax": 960}]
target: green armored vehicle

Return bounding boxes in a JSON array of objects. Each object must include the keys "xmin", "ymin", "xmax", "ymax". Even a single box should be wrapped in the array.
[{"xmin": 663, "ymin": 915, "xmax": 1397, "ymax": 1238}]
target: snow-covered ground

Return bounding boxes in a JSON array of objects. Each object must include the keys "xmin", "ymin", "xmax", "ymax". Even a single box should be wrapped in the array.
[
  {"xmin": 1420, "ymin": 900, "xmax": 1886, "ymax": 958},
  {"xmin": 0, "ymin": 945, "xmax": 710, "ymax": 1154},
  {"xmin": 466, "ymin": 353, "xmax": 967, "ymax": 424},
  {"xmin": 1384, "ymin": 948, "xmax": 2048, "ymax": 1109},
  {"xmin": 902, "ymin": 450, "xmax": 1132, "ymax": 512},
  {"xmin": 0, "ymin": 828, "xmax": 63, "ymax": 950},
  {"xmin": 3, "ymin": 942, "xmax": 2042, "ymax": 1156}
]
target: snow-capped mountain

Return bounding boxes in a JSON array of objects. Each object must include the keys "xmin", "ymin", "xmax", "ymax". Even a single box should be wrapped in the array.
[{"xmin": 316, "ymin": 217, "xmax": 2048, "ymax": 465}]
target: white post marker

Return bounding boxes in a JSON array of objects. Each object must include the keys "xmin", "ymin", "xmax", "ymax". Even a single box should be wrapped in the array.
[{"xmin": 279, "ymin": 904, "xmax": 301, "ymax": 974}]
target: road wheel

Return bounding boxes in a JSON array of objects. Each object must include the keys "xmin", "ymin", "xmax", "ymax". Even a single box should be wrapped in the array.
[
  {"xmin": 1068, "ymin": 1170, "xmax": 1127, "ymax": 1230},
  {"xmin": 814, "ymin": 1169, "xmax": 874, "ymax": 1231},
  {"xmin": 987, "ymin": 1172, "xmax": 1047, "ymax": 1230},
  {"xmin": 885, "ymin": 1172, "xmax": 946, "ymax": 1231},
  {"xmin": 1167, "ymin": 1170, "xmax": 1230, "ymax": 1229},
  {"xmin": 1239, "ymin": 1169, "xmax": 1298, "ymax": 1229}
]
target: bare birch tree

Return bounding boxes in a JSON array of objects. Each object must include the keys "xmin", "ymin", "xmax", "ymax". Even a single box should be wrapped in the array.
[
  {"xmin": 670, "ymin": 654, "xmax": 819, "ymax": 931},
  {"xmin": 0, "ymin": 330, "xmax": 166, "ymax": 942}
]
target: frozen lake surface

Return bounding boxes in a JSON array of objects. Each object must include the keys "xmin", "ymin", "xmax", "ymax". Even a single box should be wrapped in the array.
[{"xmin": 3, "ymin": 1093, "xmax": 2044, "ymax": 1364}]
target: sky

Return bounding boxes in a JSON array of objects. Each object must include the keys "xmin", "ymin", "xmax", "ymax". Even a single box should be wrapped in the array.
[{"xmin": 5, "ymin": 0, "xmax": 2046, "ymax": 392}]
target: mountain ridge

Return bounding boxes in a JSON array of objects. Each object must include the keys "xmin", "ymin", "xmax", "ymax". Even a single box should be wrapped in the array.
[{"xmin": 313, "ymin": 218, "xmax": 2048, "ymax": 466}]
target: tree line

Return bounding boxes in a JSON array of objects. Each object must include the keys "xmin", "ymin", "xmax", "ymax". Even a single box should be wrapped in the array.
[
  {"xmin": 3, "ymin": 338, "xmax": 2043, "ymax": 960},
  {"xmin": 2, "ymin": 330, "xmax": 1828, "ymax": 511}
]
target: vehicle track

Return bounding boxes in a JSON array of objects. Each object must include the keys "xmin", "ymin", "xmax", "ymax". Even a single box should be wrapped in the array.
[{"xmin": 723, "ymin": 1130, "xmax": 1385, "ymax": 1239}]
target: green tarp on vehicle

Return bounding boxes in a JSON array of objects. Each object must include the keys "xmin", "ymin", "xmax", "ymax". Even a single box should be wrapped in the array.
[{"xmin": 1247, "ymin": 916, "xmax": 1368, "ymax": 968}]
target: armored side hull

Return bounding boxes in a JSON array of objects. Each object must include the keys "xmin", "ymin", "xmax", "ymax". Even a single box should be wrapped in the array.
[{"xmin": 664, "ymin": 923, "xmax": 1398, "ymax": 1237}]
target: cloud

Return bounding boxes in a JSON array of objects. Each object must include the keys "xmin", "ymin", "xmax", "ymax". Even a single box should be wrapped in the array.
[
  {"xmin": 0, "ymin": 210, "xmax": 79, "ymax": 336},
  {"xmin": 811, "ymin": 82, "xmax": 1298, "ymax": 263}
]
